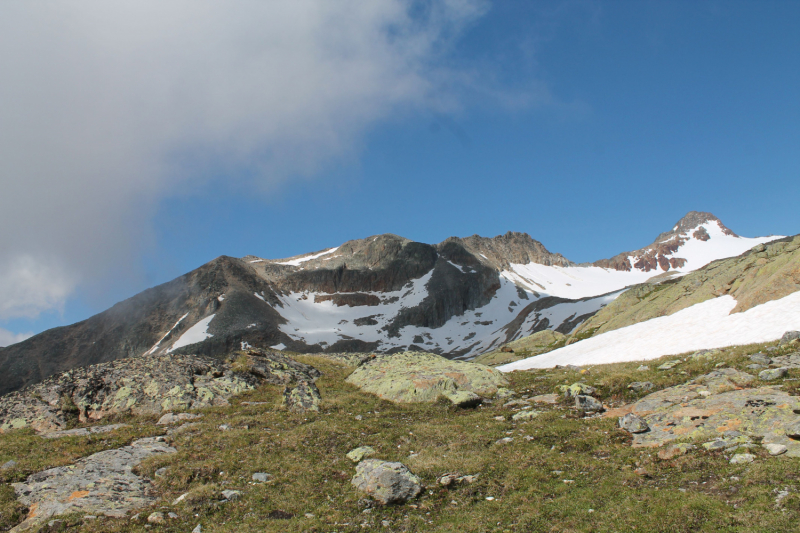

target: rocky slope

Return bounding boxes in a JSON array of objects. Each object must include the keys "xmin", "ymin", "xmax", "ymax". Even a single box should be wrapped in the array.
[{"xmin": 0, "ymin": 212, "xmax": 780, "ymax": 394}]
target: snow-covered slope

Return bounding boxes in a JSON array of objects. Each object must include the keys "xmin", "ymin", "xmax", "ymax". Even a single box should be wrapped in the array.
[
  {"xmin": 498, "ymin": 291, "xmax": 800, "ymax": 371},
  {"xmin": 502, "ymin": 218, "xmax": 779, "ymax": 300}
]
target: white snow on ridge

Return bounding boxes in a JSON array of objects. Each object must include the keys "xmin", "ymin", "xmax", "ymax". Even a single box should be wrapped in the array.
[
  {"xmin": 169, "ymin": 314, "xmax": 215, "ymax": 352},
  {"xmin": 502, "ymin": 221, "xmax": 781, "ymax": 300},
  {"xmin": 499, "ymin": 292, "xmax": 800, "ymax": 371},
  {"xmin": 275, "ymin": 246, "xmax": 340, "ymax": 266},
  {"xmin": 662, "ymin": 221, "xmax": 778, "ymax": 272}
]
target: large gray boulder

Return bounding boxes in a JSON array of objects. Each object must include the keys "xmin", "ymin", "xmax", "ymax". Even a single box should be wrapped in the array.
[
  {"xmin": 345, "ymin": 352, "xmax": 507, "ymax": 405},
  {"xmin": 351, "ymin": 459, "xmax": 423, "ymax": 505}
]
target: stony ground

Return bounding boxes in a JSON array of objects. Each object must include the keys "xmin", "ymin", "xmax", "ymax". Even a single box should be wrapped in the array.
[{"xmin": 2, "ymin": 341, "xmax": 800, "ymax": 532}]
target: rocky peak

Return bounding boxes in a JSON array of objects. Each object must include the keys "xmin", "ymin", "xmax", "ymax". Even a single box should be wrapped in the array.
[
  {"xmin": 440, "ymin": 231, "xmax": 573, "ymax": 270},
  {"xmin": 654, "ymin": 211, "xmax": 738, "ymax": 243},
  {"xmin": 594, "ymin": 211, "xmax": 739, "ymax": 273}
]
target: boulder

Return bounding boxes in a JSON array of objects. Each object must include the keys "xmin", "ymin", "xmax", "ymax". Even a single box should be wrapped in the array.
[
  {"xmin": 345, "ymin": 352, "xmax": 507, "ymax": 404},
  {"xmin": 628, "ymin": 382, "xmax": 654, "ymax": 393},
  {"xmin": 763, "ymin": 443, "xmax": 788, "ymax": 456},
  {"xmin": 347, "ymin": 446, "xmax": 377, "ymax": 463},
  {"xmin": 157, "ymin": 412, "xmax": 202, "ymax": 425},
  {"xmin": 351, "ymin": 459, "xmax": 423, "ymax": 505},
  {"xmin": 512, "ymin": 410, "xmax": 540, "ymax": 422},
  {"xmin": 657, "ymin": 443, "xmax": 694, "ymax": 460},
  {"xmin": 282, "ymin": 381, "xmax": 322, "ymax": 413},
  {"xmin": 559, "ymin": 383, "xmax": 596, "ymax": 398},
  {"xmin": 759, "ymin": 368, "xmax": 788, "ymax": 381},
  {"xmin": 730, "ymin": 454, "xmax": 755, "ymax": 465},
  {"xmin": 575, "ymin": 395, "xmax": 603, "ymax": 412},
  {"xmin": 780, "ymin": 331, "xmax": 800, "ymax": 345},
  {"xmin": 530, "ymin": 394, "xmax": 559, "ymax": 404},
  {"xmin": 444, "ymin": 390, "xmax": 482, "ymax": 408},
  {"xmin": 619, "ymin": 413, "xmax": 649, "ymax": 433},
  {"xmin": 749, "ymin": 353, "xmax": 772, "ymax": 365}
]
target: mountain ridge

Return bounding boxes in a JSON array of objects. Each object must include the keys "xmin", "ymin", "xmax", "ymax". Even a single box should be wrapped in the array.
[{"xmin": 0, "ymin": 212, "xmax": 781, "ymax": 395}]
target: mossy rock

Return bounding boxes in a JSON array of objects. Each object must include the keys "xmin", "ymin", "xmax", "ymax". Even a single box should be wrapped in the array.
[{"xmin": 345, "ymin": 351, "xmax": 507, "ymax": 404}]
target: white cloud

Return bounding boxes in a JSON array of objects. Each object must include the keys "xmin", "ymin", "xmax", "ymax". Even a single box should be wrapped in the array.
[
  {"xmin": 0, "ymin": 255, "xmax": 75, "ymax": 320},
  {"xmin": 0, "ymin": 0, "xmax": 489, "ymax": 319},
  {"xmin": 0, "ymin": 328, "xmax": 34, "ymax": 348}
]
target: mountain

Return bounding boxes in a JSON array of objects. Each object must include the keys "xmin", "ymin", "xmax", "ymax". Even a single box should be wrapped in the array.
[{"xmin": 0, "ymin": 212, "xmax": 781, "ymax": 394}]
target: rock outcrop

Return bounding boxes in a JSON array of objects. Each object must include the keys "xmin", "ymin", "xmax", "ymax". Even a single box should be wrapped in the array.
[
  {"xmin": 10, "ymin": 437, "xmax": 176, "ymax": 532},
  {"xmin": 617, "ymin": 368, "xmax": 800, "ymax": 457},
  {"xmin": 0, "ymin": 350, "xmax": 320, "ymax": 433},
  {"xmin": 345, "ymin": 352, "xmax": 507, "ymax": 405}
]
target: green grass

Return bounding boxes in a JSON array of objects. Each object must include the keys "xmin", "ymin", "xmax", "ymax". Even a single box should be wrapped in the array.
[{"xmin": 1, "ymin": 341, "xmax": 800, "ymax": 532}]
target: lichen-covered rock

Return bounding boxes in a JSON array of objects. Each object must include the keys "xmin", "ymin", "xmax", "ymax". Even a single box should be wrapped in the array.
[
  {"xmin": 351, "ymin": 459, "xmax": 423, "ymax": 504},
  {"xmin": 0, "ymin": 351, "xmax": 320, "ymax": 433},
  {"xmin": 619, "ymin": 413, "xmax": 649, "ymax": 433},
  {"xmin": 345, "ymin": 352, "xmax": 507, "ymax": 404},
  {"xmin": 575, "ymin": 395, "xmax": 603, "ymax": 412},
  {"xmin": 10, "ymin": 437, "xmax": 176, "ymax": 532},
  {"xmin": 749, "ymin": 353, "xmax": 772, "ymax": 365},
  {"xmin": 623, "ymin": 369, "xmax": 800, "ymax": 457},
  {"xmin": 443, "ymin": 390, "xmax": 482, "ymax": 408},
  {"xmin": 759, "ymin": 367, "xmax": 788, "ymax": 381},
  {"xmin": 628, "ymin": 381, "xmax": 654, "ymax": 393},
  {"xmin": 512, "ymin": 410, "xmax": 540, "ymax": 422},
  {"xmin": 558, "ymin": 383, "xmax": 596, "ymax": 398},
  {"xmin": 347, "ymin": 446, "xmax": 377, "ymax": 463},
  {"xmin": 780, "ymin": 331, "xmax": 800, "ymax": 345},
  {"xmin": 282, "ymin": 381, "xmax": 321, "ymax": 412}
]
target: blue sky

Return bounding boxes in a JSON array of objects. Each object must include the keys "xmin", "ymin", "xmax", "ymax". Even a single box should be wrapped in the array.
[{"xmin": 1, "ymin": 1, "xmax": 798, "ymax": 344}]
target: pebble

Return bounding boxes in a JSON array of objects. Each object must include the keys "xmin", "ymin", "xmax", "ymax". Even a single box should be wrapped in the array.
[
  {"xmin": 252, "ymin": 472, "xmax": 272, "ymax": 482},
  {"xmin": 147, "ymin": 512, "xmax": 164, "ymax": 524},
  {"xmin": 637, "ymin": 365, "xmax": 650, "ymax": 371},
  {"xmin": 192, "ymin": 525, "xmax": 203, "ymax": 533},
  {"xmin": 495, "ymin": 437, "xmax": 513, "ymax": 445},
  {"xmin": 730, "ymin": 454, "xmax": 755, "ymax": 464},
  {"xmin": 221, "ymin": 490, "xmax": 241, "ymax": 501},
  {"xmin": 1, "ymin": 460, "xmax": 17, "ymax": 470},
  {"xmin": 763, "ymin": 443, "xmax": 788, "ymax": 456},
  {"xmin": 167, "ymin": 512, "xmax": 178, "ymax": 519},
  {"xmin": 305, "ymin": 513, "xmax": 315, "ymax": 519},
  {"xmin": 218, "ymin": 424, "xmax": 231, "ymax": 431},
  {"xmin": 172, "ymin": 492, "xmax": 189, "ymax": 505}
]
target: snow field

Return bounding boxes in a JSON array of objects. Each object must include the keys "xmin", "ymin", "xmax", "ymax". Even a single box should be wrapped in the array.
[{"xmin": 498, "ymin": 292, "xmax": 800, "ymax": 371}]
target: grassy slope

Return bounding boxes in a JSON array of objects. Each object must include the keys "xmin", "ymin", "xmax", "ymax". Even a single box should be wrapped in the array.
[
  {"xmin": 2, "ymin": 344, "xmax": 800, "ymax": 532},
  {"xmin": 474, "ymin": 331, "xmax": 567, "ymax": 367}
]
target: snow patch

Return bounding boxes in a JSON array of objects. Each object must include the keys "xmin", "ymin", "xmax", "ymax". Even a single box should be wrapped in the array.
[
  {"xmin": 271, "ymin": 343, "xmax": 286, "ymax": 351},
  {"xmin": 254, "ymin": 292, "xmax": 265, "ymax": 302},
  {"xmin": 249, "ymin": 259, "xmax": 264, "ymax": 263},
  {"xmin": 275, "ymin": 247, "xmax": 340, "ymax": 266},
  {"xmin": 499, "ymin": 291, "xmax": 800, "ymax": 371},
  {"xmin": 169, "ymin": 314, "xmax": 215, "ymax": 352},
  {"xmin": 145, "ymin": 313, "xmax": 189, "ymax": 355}
]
